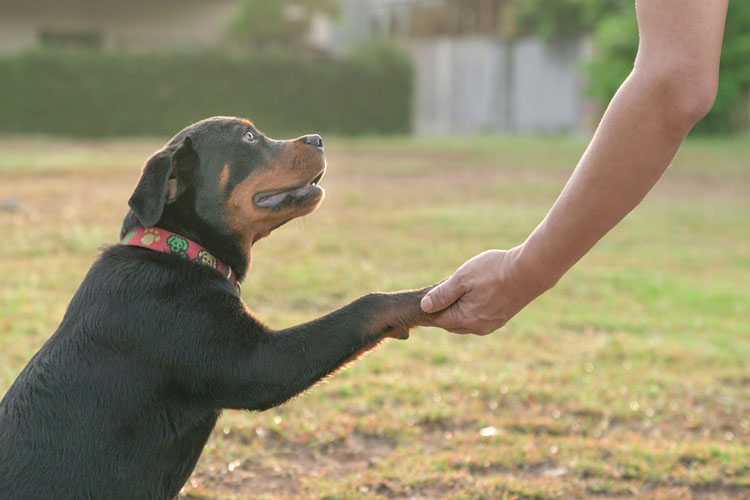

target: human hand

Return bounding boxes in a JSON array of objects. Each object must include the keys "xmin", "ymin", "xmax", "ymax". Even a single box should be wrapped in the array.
[{"xmin": 419, "ymin": 248, "xmax": 548, "ymax": 335}]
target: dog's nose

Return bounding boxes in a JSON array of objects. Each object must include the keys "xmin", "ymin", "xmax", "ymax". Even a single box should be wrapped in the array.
[{"xmin": 302, "ymin": 134, "xmax": 323, "ymax": 149}]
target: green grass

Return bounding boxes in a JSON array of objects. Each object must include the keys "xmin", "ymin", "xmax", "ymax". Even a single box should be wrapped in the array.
[{"xmin": 0, "ymin": 134, "xmax": 748, "ymax": 499}]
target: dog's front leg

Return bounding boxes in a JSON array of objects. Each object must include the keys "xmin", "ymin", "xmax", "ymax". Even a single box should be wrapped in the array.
[{"xmin": 241, "ymin": 286, "xmax": 432, "ymax": 411}]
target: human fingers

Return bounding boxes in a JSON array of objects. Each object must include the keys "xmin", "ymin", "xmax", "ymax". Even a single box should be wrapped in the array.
[
  {"xmin": 422, "ymin": 299, "xmax": 491, "ymax": 335},
  {"xmin": 420, "ymin": 274, "xmax": 465, "ymax": 314},
  {"xmin": 422, "ymin": 307, "xmax": 470, "ymax": 333}
]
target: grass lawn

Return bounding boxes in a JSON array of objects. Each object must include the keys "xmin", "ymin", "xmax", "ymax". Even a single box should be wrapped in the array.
[{"xmin": 0, "ymin": 134, "xmax": 748, "ymax": 499}]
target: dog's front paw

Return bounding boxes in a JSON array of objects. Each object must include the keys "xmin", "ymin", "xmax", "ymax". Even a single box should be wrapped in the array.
[
  {"xmin": 383, "ymin": 324, "xmax": 411, "ymax": 340},
  {"xmin": 377, "ymin": 285, "xmax": 436, "ymax": 340}
]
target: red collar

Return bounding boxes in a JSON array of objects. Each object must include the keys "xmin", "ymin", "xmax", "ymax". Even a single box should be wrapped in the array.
[{"xmin": 121, "ymin": 227, "xmax": 240, "ymax": 293}]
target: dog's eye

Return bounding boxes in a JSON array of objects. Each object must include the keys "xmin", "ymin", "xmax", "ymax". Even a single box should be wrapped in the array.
[{"xmin": 242, "ymin": 131, "xmax": 255, "ymax": 142}]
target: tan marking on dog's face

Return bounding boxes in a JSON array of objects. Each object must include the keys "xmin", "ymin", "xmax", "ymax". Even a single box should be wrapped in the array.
[
  {"xmin": 219, "ymin": 164, "xmax": 230, "ymax": 192},
  {"xmin": 166, "ymin": 179, "xmax": 178, "ymax": 203},
  {"xmin": 225, "ymin": 141, "xmax": 324, "ymax": 250},
  {"xmin": 237, "ymin": 118, "xmax": 254, "ymax": 128},
  {"xmin": 165, "ymin": 159, "xmax": 179, "ymax": 202}
]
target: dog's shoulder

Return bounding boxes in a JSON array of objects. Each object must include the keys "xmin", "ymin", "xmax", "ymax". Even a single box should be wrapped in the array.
[
  {"xmin": 55, "ymin": 245, "xmax": 246, "ymax": 349},
  {"xmin": 90, "ymin": 244, "xmax": 239, "ymax": 298}
]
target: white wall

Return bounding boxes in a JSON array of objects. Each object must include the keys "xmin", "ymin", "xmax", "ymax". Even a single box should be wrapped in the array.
[
  {"xmin": 410, "ymin": 36, "xmax": 584, "ymax": 135},
  {"xmin": 512, "ymin": 39, "xmax": 582, "ymax": 133}
]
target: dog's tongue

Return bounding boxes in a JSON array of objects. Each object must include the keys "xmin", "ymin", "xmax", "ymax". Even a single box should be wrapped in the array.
[
  {"xmin": 256, "ymin": 191, "xmax": 289, "ymax": 208},
  {"xmin": 256, "ymin": 184, "xmax": 318, "ymax": 208}
]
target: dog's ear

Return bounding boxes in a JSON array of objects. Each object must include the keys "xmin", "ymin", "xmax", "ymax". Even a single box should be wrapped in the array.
[{"xmin": 127, "ymin": 136, "xmax": 196, "ymax": 227}]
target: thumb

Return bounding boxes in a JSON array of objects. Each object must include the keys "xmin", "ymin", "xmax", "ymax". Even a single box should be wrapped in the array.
[{"xmin": 421, "ymin": 275, "xmax": 464, "ymax": 313}]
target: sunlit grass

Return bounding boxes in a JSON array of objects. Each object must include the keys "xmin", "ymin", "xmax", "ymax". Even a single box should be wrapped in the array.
[{"xmin": 0, "ymin": 134, "xmax": 748, "ymax": 499}]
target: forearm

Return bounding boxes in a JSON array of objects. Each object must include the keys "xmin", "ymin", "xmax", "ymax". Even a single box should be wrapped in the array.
[
  {"xmin": 515, "ymin": 0, "xmax": 727, "ymax": 292},
  {"xmin": 420, "ymin": 0, "xmax": 727, "ymax": 335},
  {"xmin": 243, "ymin": 288, "xmax": 430, "ymax": 410},
  {"xmin": 516, "ymin": 71, "xmax": 690, "ymax": 290}
]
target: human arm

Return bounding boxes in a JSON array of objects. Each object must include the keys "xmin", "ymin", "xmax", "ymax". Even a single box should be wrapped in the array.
[{"xmin": 421, "ymin": 0, "xmax": 729, "ymax": 335}]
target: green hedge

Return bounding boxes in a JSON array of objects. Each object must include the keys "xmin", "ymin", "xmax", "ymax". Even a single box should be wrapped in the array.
[{"xmin": 0, "ymin": 43, "xmax": 413, "ymax": 137}]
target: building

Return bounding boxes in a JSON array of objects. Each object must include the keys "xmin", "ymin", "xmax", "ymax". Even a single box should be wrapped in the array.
[
  {"xmin": 0, "ymin": 0, "xmax": 237, "ymax": 53},
  {"xmin": 0, "ymin": 0, "xmax": 588, "ymax": 135},
  {"xmin": 332, "ymin": 0, "xmax": 586, "ymax": 134}
]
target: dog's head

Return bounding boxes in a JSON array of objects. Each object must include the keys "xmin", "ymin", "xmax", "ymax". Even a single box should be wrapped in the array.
[{"xmin": 121, "ymin": 116, "xmax": 326, "ymax": 277}]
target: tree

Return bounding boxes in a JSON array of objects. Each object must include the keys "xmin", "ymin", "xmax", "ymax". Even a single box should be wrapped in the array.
[
  {"xmin": 509, "ymin": 0, "xmax": 750, "ymax": 134},
  {"xmin": 584, "ymin": 1, "xmax": 750, "ymax": 134},
  {"xmin": 228, "ymin": 0, "xmax": 339, "ymax": 49},
  {"xmin": 508, "ymin": 0, "xmax": 625, "ymax": 40},
  {"xmin": 227, "ymin": 0, "xmax": 285, "ymax": 48}
]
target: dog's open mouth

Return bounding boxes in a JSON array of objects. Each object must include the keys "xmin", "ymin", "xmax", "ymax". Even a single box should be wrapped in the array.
[{"xmin": 254, "ymin": 169, "xmax": 325, "ymax": 209}]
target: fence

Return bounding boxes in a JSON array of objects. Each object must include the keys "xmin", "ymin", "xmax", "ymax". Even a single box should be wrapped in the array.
[{"xmin": 410, "ymin": 36, "xmax": 584, "ymax": 135}]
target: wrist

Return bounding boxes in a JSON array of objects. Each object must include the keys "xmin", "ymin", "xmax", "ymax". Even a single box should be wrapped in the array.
[{"xmin": 508, "ymin": 243, "xmax": 562, "ymax": 298}]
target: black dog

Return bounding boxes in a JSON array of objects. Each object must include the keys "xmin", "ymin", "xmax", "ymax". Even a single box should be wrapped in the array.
[{"xmin": 0, "ymin": 117, "xmax": 431, "ymax": 500}]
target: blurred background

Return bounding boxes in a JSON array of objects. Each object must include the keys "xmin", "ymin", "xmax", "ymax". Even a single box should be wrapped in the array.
[
  {"xmin": 0, "ymin": 0, "xmax": 748, "ymax": 138},
  {"xmin": 1, "ymin": 2, "xmax": 749, "ymax": 499}
]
